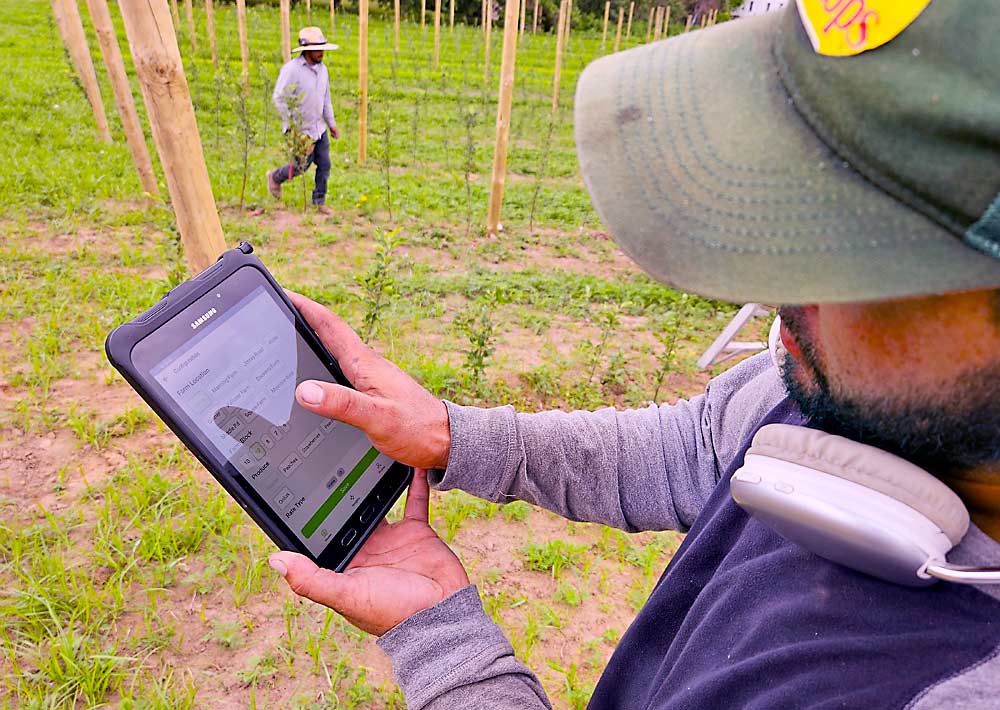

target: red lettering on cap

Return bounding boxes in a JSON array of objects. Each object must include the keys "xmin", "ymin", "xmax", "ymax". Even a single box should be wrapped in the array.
[{"xmin": 819, "ymin": 0, "xmax": 880, "ymax": 49}]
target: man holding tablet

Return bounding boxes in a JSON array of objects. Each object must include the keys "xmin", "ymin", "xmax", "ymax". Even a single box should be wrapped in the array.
[{"xmin": 268, "ymin": 1, "xmax": 1000, "ymax": 707}]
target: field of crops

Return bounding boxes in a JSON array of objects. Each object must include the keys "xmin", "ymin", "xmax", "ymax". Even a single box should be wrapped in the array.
[{"xmin": 0, "ymin": 1, "xmax": 759, "ymax": 707}]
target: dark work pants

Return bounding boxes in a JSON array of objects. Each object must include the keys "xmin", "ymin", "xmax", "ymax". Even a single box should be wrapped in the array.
[{"xmin": 273, "ymin": 130, "xmax": 330, "ymax": 205}]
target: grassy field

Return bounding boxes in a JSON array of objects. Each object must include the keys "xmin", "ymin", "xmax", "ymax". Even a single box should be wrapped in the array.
[{"xmin": 0, "ymin": 1, "xmax": 760, "ymax": 708}]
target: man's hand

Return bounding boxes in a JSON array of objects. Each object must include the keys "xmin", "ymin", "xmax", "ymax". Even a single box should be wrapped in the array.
[
  {"xmin": 330, "ymin": 125, "xmax": 340, "ymax": 140},
  {"xmin": 268, "ymin": 469, "xmax": 470, "ymax": 636},
  {"xmin": 287, "ymin": 291, "xmax": 451, "ymax": 469}
]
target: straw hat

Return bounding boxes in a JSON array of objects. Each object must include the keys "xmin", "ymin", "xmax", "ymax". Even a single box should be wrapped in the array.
[{"xmin": 292, "ymin": 26, "xmax": 339, "ymax": 52}]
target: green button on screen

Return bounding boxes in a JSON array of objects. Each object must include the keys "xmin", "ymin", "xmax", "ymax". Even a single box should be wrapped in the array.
[{"xmin": 302, "ymin": 446, "xmax": 380, "ymax": 539}]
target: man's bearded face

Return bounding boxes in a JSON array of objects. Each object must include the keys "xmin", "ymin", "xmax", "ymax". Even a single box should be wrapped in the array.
[{"xmin": 777, "ymin": 302, "xmax": 1000, "ymax": 475}]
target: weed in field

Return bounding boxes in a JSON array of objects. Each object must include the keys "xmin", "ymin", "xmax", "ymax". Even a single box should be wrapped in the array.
[{"xmin": 524, "ymin": 539, "xmax": 589, "ymax": 579}]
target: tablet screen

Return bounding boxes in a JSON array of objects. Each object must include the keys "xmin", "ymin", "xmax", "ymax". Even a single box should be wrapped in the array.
[{"xmin": 139, "ymin": 271, "xmax": 393, "ymax": 557}]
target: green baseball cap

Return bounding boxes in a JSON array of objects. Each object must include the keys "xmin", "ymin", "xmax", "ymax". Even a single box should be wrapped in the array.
[{"xmin": 574, "ymin": 0, "xmax": 1000, "ymax": 304}]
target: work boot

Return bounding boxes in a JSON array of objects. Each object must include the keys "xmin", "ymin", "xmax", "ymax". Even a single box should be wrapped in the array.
[{"xmin": 266, "ymin": 170, "xmax": 282, "ymax": 200}]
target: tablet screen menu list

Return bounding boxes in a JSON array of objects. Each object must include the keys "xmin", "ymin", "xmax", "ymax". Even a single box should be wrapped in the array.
[{"xmin": 149, "ymin": 284, "xmax": 392, "ymax": 556}]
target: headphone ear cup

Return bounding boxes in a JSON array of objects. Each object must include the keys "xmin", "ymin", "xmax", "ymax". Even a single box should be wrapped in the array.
[
  {"xmin": 732, "ymin": 424, "xmax": 970, "ymax": 587},
  {"xmin": 748, "ymin": 424, "xmax": 969, "ymax": 545}
]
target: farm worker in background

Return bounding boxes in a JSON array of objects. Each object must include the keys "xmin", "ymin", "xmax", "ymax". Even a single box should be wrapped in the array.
[
  {"xmin": 266, "ymin": 26, "xmax": 340, "ymax": 215},
  {"xmin": 267, "ymin": 2, "xmax": 1000, "ymax": 708}
]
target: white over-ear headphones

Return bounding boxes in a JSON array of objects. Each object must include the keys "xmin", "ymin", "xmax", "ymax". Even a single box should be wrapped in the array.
[{"xmin": 731, "ymin": 317, "xmax": 1000, "ymax": 587}]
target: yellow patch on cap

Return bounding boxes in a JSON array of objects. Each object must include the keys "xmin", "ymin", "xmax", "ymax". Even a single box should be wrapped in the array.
[{"xmin": 795, "ymin": 0, "xmax": 932, "ymax": 57}]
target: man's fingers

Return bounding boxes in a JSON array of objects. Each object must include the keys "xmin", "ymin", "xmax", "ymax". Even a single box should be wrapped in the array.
[
  {"xmin": 284, "ymin": 291, "xmax": 370, "ymax": 380},
  {"xmin": 269, "ymin": 552, "xmax": 356, "ymax": 613},
  {"xmin": 296, "ymin": 380, "xmax": 382, "ymax": 433},
  {"xmin": 403, "ymin": 468, "xmax": 430, "ymax": 523}
]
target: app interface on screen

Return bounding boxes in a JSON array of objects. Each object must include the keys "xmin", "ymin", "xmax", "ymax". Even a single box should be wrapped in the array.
[{"xmin": 150, "ymin": 285, "xmax": 393, "ymax": 556}]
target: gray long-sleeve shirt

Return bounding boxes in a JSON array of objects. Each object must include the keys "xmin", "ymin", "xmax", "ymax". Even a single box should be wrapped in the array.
[
  {"xmin": 272, "ymin": 56, "xmax": 336, "ymax": 140},
  {"xmin": 374, "ymin": 352, "xmax": 1000, "ymax": 709}
]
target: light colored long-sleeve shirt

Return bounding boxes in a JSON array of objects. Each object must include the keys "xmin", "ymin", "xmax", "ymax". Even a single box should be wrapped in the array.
[
  {"xmin": 373, "ymin": 352, "xmax": 1000, "ymax": 709},
  {"xmin": 272, "ymin": 56, "xmax": 336, "ymax": 140}
]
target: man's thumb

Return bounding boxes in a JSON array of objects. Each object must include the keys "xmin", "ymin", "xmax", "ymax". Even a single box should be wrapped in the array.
[
  {"xmin": 269, "ymin": 552, "xmax": 352, "ymax": 610},
  {"xmin": 295, "ymin": 380, "xmax": 378, "ymax": 430}
]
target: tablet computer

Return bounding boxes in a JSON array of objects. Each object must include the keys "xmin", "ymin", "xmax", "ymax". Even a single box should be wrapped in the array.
[{"xmin": 105, "ymin": 241, "xmax": 412, "ymax": 572}]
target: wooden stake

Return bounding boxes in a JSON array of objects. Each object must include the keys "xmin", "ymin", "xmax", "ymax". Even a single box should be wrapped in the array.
[
  {"xmin": 236, "ymin": 0, "xmax": 249, "ymax": 91},
  {"xmin": 280, "ymin": 0, "xmax": 291, "ymax": 63},
  {"xmin": 663, "ymin": 5, "xmax": 670, "ymax": 36},
  {"xmin": 601, "ymin": 1, "xmax": 609, "ymax": 50},
  {"xmin": 625, "ymin": 1, "xmax": 633, "ymax": 42},
  {"xmin": 519, "ymin": 0, "xmax": 526, "ymax": 39},
  {"xmin": 421, "ymin": 0, "xmax": 426, "ymax": 30},
  {"xmin": 684, "ymin": 13, "xmax": 692, "ymax": 32},
  {"xmin": 652, "ymin": 5, "xmax": 661, "ymax": 41},
  {"xmin": 613, "ymin": 5, "xmax": 623, "ymax": 52},
  {"xmin": 532, "ymin": 0, "xmax": 538, "ymax": 33},
  {"xmin": 394, "ymin": 0, "xmax": 400, "ymax": 52},
  {"xmin": 306, "ymin": 0, "xmax": 311, "ymax": 20},
  {"xmin": 331, "ymin": 0, "xmax": 336, "ymax": 33},
  {"xmin": 169, "ymin": 0, "xmax": 180, "ymax": 29},
  {"xmin": 450, "ymin": 0, "xmax": 455, "ymax": 33},
  {"xmin": 116, "ymin": 0, "xmax": 225, "ymax": 272},
  {"xmin": 51, "ymin": 0, "xmax": 112, "ymax": 143},
  {"xmin": 562, "ymin": 0, "xmax": 571, "ymax": 52},
  {"xmin": 551, "ymin": 0, "xmax": 565, "ymax": 114},
  {"xmin": 358, "ymin": 0, "xmax": 369, "ymax": 165},
  {"xmin": 645, "ymin": 6, "xmax": 653, "ymax": 42},
  {"xmin": 484, "ymin": 0, "xmax": 492, "ymax": 83},
  {"xmin": 184, "ymin": 0, "xmax": 196, "ymax": 53},
  {"xmin": 481, "ymin": 0, "xmax": 486, "ymax": 33},
  {"xmin": 485, "ymin": 0, "xmax": 520, "ymax": 237},
  {"xmin": 205, "ymin": 0, "xmax": 217, "ymax": 67},
  {"xmin": 433, "ymin": 0, "xmax": 441, "ymax": 67},
  {"xmin": 85, "ymin": 0, "xmax": 159, "ymax": 197}
]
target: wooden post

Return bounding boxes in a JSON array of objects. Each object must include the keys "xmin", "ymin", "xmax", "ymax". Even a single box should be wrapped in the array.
[
  {"xmin": 684, "ymin": 13, "xmax": 693, "ymax": 31},
  {"xmin": 562, "ymin": 0, "xmax": 571, "ymax": 52},
  {"xmin": 51, "ymin": 0, "xmax": 112, "ymax": 143},
  {"xmin": 450, "ymin": 0, "xmax": 455, "ymax": 32},
  {"xmin": 532, "ymin": 0, "xmax": 538, "ymax": 33},
  {"xmin": 116, "ymin": 0, "xmax": 226, "ymax": 272},
  {"xmin": 625, "ymin": 1, "xmax": 633, "ymax": 42},
  {"xmin": 485, "ymin": 0, "xmax": 520, "ymax": 237},
  {"xmin": 601, "ymin": 1, "xmax": 609, "ymax": 50},
  {"xmin": 481, "ymin": 0, "xmax": 486, "ymax": 33},
  {"xmin": 85, "ymin": 0, "xmax": 159, "ymax": 197},
  {"xmin": 663, "ymin": 5, "xmax": 670, "ymax": 36},
  {"xmin": 433, "ymin": 0, "xmax": 441, "ymax": 67},
  {"xmin": 236, "ymin": 0, "xmax": 249, "ymax": 91},
  {"xmin": 184, "ymin": 0, "xmax": 196, "ymax": 53},
  {"xmin": 358, "ymin": 0, "xmax": 369, "ymax": 165},
  {"xmin": 169, "ymin": 0, "xmax": 180, "ymax": 29},
  {"xmin": 394, "ymin": 0, "xmax": 400, "ymax": 52},
  {"xmin": 652, "ymin": 6, "xmax": 661, "ymax": 41},
  {"xmin": 551, "ymin": 0, "xmax": 565, "ymax": 114},
  {"xmin": 280, "ymin": 0, "xmax": 291, "ymax": 63},
  {"xmin": 306, "ymin": 0, "xmax": 312, "ymax": 20},
  {"xmin": 331, "ymin": 0, "xmax": 336, "ymax": 33},
  {"xmin": 613, "ymin": 5, "xmax": 623, "ymax": 51},
  {"xmin": 421, "ymin": 0, "xmax": 426, "ymax": 30},
  {"xmin": 645, "ymin": 6, "xmax": 653, "ymax": 42},
  {"xmin": 483, "ymin": 0, "xmax": 492, "ymax": 83},
  {"xmin": 205, "ymin": 0, "xmax": 217, "ymax": 67},
  {"xmin": 519, "ymin": 0, "xmax": 526, "ymax": 39}
]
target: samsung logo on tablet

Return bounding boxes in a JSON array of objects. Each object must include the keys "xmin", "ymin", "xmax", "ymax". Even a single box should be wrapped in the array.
[{"xmin": 191, "ymin": 308, "xmax": 218, "ymax": 330}]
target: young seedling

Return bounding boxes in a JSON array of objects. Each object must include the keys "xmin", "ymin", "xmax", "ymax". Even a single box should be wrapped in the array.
[{"xmin": 358, "ymin": 228, "xmax": 405, "ymax": 342}]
